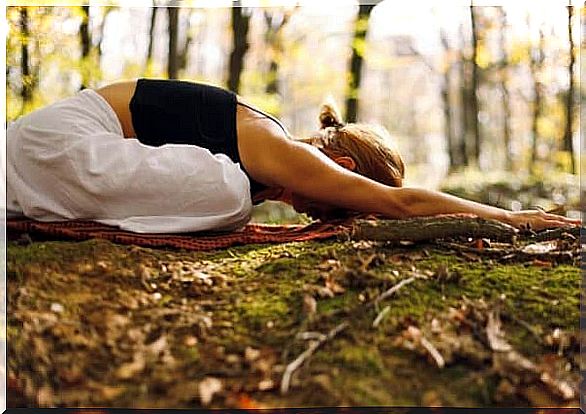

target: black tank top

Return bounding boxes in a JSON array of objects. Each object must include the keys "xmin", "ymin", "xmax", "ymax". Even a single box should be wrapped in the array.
[{"xmin": 129, "ymin": 78, "xmax": 269, "ymax": 198}]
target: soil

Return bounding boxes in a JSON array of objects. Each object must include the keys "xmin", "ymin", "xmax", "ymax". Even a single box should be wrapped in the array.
[{"xmin": 6, "ymin": 234, "xmax": 581, "ymax": 408}]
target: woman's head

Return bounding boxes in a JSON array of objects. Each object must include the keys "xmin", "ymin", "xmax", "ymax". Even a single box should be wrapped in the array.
[
  {"xmin": 300, "ymin": 101, "xmax": 405, "ymax": 187},
  {"xmin": 289, "ymin": 101, "xmax": 405, "ymax": 220}
]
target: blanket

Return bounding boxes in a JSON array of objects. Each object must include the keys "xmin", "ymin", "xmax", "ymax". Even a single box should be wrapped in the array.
[{"xmin": 6, "ymin": 218, "xmax": 348, "ymax": 251}]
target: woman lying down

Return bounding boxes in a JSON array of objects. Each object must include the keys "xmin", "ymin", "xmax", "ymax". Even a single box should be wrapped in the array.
[{"xmin": 5, "ymin": 78, "xmax": 579, "ymax": 233}]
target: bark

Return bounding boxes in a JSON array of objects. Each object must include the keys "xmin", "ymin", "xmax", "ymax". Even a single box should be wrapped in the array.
[
  {"xmin": 497, "ymin": 7, "xmax": 512, "ymax": 170},
  {"xmin": 167, "ymin": 6, "xmax": 179, "ymax": 79},
  {"xmin": 469, "ymin": 5, "xmax": 481, "ymax": 164},
  {"xmin": 458, "ymin": 24, "xmax": 469, "ymax": 166},
  {"xmin": 147, "ymin": 6, "xmax": 158, "ymax": 63},
  {"xmin": 439, "ymin": 28, "xmax": 458, "ymax": 170},
  {"xmin": 178, "ymin": 9, "xmax": 194, "ymax": 73},
  {"xmin": 79, "ymin": 6, "xmax": 91, "ymax": 90},
  {"xmin": 563, "ymin": 6, "xmax": 576, "ymax": 173},
  {"xmin": 19, "ymin": 7, "xmax": 32, "ymax": 106},
  {"xmin": 228, "ymin": 4, "xmax": 251, "ymax": 93},
  {"xmin": 345, "ymin": 3, "xmax": 376, "ymax": 123},
  {"xmin": 530, "ymin": 29, "xmax": 545, "ymax": 170},
  {"xmin": 350, "ymin": 215, "xmax": 517, "ymax": 243}
]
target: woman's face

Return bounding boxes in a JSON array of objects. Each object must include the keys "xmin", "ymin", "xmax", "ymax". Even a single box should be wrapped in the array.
[{"xmin": 285, "ymin": 191, "xmax": 348, "ymax": 221}]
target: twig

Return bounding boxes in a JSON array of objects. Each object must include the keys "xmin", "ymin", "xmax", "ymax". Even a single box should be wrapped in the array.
[
  {"xmin": 295, "ymin": 331, "xmax": 327, "ymax": 341},
  {"xmin": 372, "ymin": 305, "xmax": 391, "ymax": 328},
  {"xmin": 280, "ymin": 322, "xmax": 348, "ymax": 395},
  {"xmin": 420, "ymin": 336, "xmax": 445, "ymax": 368},
  {"xmin": 374, "ymin": 276, "xmax": 417, "ymax": 305}
]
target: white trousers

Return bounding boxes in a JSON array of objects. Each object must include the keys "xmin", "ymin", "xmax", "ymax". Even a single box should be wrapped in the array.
[{"xmin": 6, "ymin": 89, "xmax": 252, "ymax": 233}]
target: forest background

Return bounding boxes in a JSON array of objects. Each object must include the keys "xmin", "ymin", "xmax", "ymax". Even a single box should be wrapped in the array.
[{"xmin": 6, "ymin": 1, "xmax": 583, "ymax": 222}]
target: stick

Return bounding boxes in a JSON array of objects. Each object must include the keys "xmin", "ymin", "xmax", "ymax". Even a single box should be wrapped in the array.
[
  {"xmin": 420, "ymin": 336, "xmax": 445, "ymax": 368},
  {"xmin": 374, "ymin": 276, "xmax": 417, "ymax": 305},
  {"xmin": 372, "ymin": 305, "xmax": 391, "ymax": 328},
  {"xmin": 280, "ymin": 322, "xmax": 348, "ymax": 395}
]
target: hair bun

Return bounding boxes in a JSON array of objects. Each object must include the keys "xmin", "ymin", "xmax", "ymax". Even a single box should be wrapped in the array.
[{"xmin": 319, "ymin": 101, "xmax": 344, "ymax": 129}]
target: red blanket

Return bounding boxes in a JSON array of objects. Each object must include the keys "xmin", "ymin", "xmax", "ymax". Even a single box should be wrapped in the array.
[{"xmin": 6, "ymin": 218, "xmax": 349, "ymax": 251}]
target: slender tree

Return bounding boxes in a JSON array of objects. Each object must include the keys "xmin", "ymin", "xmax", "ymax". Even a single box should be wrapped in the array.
[
  {"xmin": 263, "ymin": 9, "xmax": 294, "ymax": 95},
  {"xmin": 439, "ymin": 28, "xmax": 458, "ymax": 170},
  {"xmin": 468, "ymin": 4, "xmax": 481, "ymax": 164},
  {"xmin": 178, "ymin": 9, "xmax": 195, "ymax": 73},
  {"xmin": 529, "ymin": 28, "xmax": 545, "ymax": 170},
  {"xmin": 458, "ymin": 23, "xmax": 469, "ymax": 166},
  {"xmin": 563, "ymin": 5, "xmax": 576, "ymax": 173},
  {"xmin": 147, "ymin": 6, "xmax": 158, "ymax": 64},
  {"xmin": 19, "ymin": 7, "xmax": 32, "ymax": 108},
  {"xmin": 228, "ymin": 2, "xmax": 251, "ymax": 93},
  {"xmin": 497, "ymin": 7, "xmax": 512, "ymax": 170},
  {"xmin": 167, "ymin": 4, "xmax": 179, "ymax": 79},
  {"xmin": 79, "ymin": 5, "xmax": 91, "ymax": 90},
  {"xmin": 345, "ymin": 2, "xmax": 377, "ymax": 123}
]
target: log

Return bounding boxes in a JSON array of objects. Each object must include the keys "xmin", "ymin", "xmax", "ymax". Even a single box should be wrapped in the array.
[
  {"xmin": 350, "ymin": 215, "xmax": 518, "ymax": 243},
  {"xmin": 532, "ymin": 226, "xmax": 582, "ymax": 242}
]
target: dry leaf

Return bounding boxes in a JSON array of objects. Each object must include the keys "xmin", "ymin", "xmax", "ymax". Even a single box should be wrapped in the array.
[
  {"xmin": 244, "ymin": 347, "xmax": 260, "ymax": 363},
  {"xmin": 199, "ymin": 376, "xmax": 223, "ymax": 406},
  {"xmin": 522, "ymin": 241, "xmax": 557, "ymax": 254},
  {"xmin": 302, "ymin": 295, "xmax": 317, "ymax": 316},
  {"xmin": 115, "ymin": 352, "xmax": 145, "ymax": 379},
  {"xmin": 258, "ymin": 379, "xmax": 274, "ymax": 391}
]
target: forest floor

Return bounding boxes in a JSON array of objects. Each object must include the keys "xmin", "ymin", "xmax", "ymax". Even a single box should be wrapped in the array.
[{"xmin": 6, "ymin": 230, "xmax": 582, "ymax": 409}]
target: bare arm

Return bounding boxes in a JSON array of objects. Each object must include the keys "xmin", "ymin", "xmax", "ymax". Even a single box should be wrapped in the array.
[{"xmin": 239, "ymin": 127, "xmax": 579, "ymax": 231}]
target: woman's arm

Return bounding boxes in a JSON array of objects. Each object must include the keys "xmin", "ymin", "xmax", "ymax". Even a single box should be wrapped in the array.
[{"xmin": 248, "ymin": 132, "xmax": 579, "ymax": 230}]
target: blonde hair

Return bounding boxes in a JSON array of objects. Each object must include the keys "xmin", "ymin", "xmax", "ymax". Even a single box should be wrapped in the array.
[{"xmin": 299, "ymin": 102, "xmax": 405, "ymax": 187}]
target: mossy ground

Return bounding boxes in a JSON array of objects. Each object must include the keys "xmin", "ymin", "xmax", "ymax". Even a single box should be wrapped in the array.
[{"xmin": 6, "ymin": 236, "xmax": 580, "ymax": 408}]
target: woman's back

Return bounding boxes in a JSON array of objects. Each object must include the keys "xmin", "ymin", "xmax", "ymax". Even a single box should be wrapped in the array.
[{"xmin": 94, "ymin": 80, "xmax": 138, "ymax": 138}]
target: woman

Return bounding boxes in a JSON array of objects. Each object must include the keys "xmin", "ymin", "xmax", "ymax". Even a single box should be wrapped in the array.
[{"xmin": 6, "ymin": 78, "xmax": 579, "ymax": 233}]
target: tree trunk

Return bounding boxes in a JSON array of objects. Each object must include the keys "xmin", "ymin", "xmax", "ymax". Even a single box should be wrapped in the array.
[
  {"xmin": 178, "ymin": 9, "xmax": 194, "ymax": 73},
  {"xmin": 263, "ymin": 10, "xmax": 293, "ymax": 96},
  {"xmin": 19, "ymin": 7, "xmax": 32, "ymax": 108},
  {"xmin": 147, "ymin": 6, "xmax": 158, "ymax": 62},
  {"xmin": 563, "ymin": 6, "xmax": 576, "ymax": 174},
  {"xmin": 458, "ymin": 25, "xmax": 469, "ymax": 166},
  {"xmin": 167, "ymin": 6, "xmax": 179, "ymax": 79},
  {"xmin": 344, "ymin": 3, "xmax": 376, "ymax": 123},
  {"xmin": 79, "ymin": 5, "xmax": 91, "ymax": 90},
  {"xmin": 497, "ymin": 7, "xmax": 512, "ymax": 171},
  {"xmin": 228, "ymin": 3, "xmax": 251, "ymax": 93},
  {"xmin": 530, "ymin": 29, "xmax": 545, "ymax": 170},
  {"xmin": 439, "ymin": 29, "xmax": 458, "ymax": 170},
  {"xmin": 469, "ymin": 5, "xmax": 481, "ymax": 164}
]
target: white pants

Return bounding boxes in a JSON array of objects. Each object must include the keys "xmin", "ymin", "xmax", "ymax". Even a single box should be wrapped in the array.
[{"xmin": 6, "ymin": 89, "xmax": 252, "ymax": 233}]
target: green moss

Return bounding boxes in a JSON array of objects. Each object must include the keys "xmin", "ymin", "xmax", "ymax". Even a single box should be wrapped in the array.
[
  {"xmin": 330, "ymin": 342, "xmax": 384, "ymax": 374},
  {"xmin": 6, "ymin": 237, "xmax": 580, "ymax": 408}
]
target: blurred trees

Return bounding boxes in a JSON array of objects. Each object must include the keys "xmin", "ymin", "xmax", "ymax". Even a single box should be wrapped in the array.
[
  {"xmin": 263, "ymin": 9, "xmax": 294, "ymax": 96},
  {"xmin": 6, "ymin": 3, "xmax": 580, "ymax": 181},
  {"xmin": 562, "ymin": 6, "xmax": 576, "ymax": 174},
  {"xmin": 167, "ymin": 5, "xmax": 179, "ymax": 79},
  {"xmin": 78, "ymin": 6, "xmax": 91, "ymax": 89},
  {"xmin": 345, "ymin": 2, "xmax": 377, "ymax": 123},
  {"xmin": 228, "ymin": 2, "xmax": 251, "ymax": 94},
  {"xmin": 18, "ymin": 7, "xmax": 35, "ymax": 106}
]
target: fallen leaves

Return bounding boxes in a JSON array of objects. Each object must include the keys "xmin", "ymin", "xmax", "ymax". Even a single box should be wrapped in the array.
[
  {"xmin": 115, "ymin": 352, "xmax": 146, "ymax": 379},
  {"xmin": 391, "ymin": 299, "xmax": 579, "ymax": 405}
]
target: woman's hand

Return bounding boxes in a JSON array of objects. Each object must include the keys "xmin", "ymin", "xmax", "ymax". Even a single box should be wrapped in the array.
[{"xmin": 504, "ymin": 209, "xmax": 581, "ymax": 231}]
